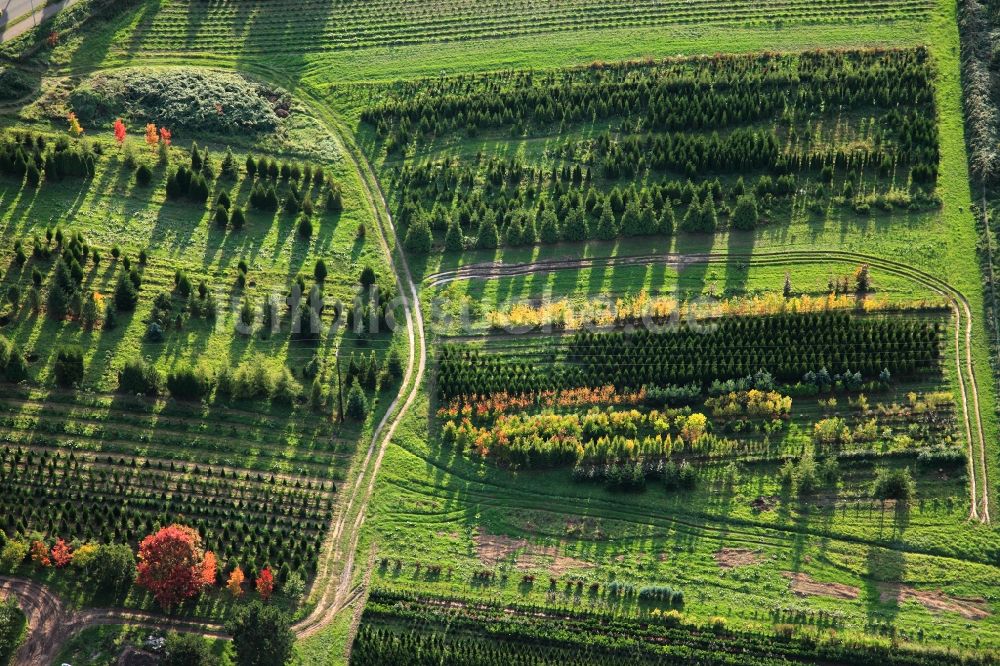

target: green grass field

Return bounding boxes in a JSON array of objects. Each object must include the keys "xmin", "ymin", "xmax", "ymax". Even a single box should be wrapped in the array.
[{"xmin": 0, "ymin": 0, "xmax": 996, "ymax": 663}]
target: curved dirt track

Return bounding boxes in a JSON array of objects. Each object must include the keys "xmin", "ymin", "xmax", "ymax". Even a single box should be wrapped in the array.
[
  {"xmin": 288, "ymin": 83, "xmax": 428, "ymax": 640},
  {"xmin": 0, "ymin": 577, "xmax": 224, "ymax": 665},
  {"xmin": 426, "ymin": 248, "xmax": 991, "ymax": 524}
]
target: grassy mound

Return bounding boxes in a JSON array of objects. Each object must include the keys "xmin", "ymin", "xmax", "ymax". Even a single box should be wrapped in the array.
[{"xmin": 69, "ymin": 67, "xmax": 290, "ymax": 134}]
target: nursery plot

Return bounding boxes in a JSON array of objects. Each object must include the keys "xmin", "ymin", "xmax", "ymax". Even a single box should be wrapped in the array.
[
  {"xmin": 0, "ymin": 445, "xmax": 334, "ymax": 576},
  {"xmin": 103, "ymin": 0, "xmax": 934, "ymax": 58},
  {"xmin": 362, "ymin": 49, "xmax": 940, "ymax": 260},
  {"xmin": 344, "ymin": 36, "xmax": 1000, "ymax": 658},
  {"xmin": 352, "ymin": 590, "xmax": 998, "ymax": 666},
  {"xmin": 0, "ymin": 104, "xmax": 400, "ymax": 595}
]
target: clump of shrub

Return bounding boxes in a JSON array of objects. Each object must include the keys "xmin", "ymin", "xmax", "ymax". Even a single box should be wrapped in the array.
[
  {"xmin": 166, "ymin": 362, "xmax": 213, "ymax": 401},
  {"xmin": 0, "ymin": 335, "xmax": 28, "ymax": 382},
  {"xmin": 637, "ymin": 585, "xmax": 685, "ymax": 607},
  {"xmin": 54, "ymin": 345, "xmax": 84, "ymax": 387},
  {"xmin": 873, "ymin": 467, "xmax": 915, "ymax": 501},
  {"xmin": 118, "ymin": 357, "xmax": 161, "ymax": 396},
  {"xmin": 69, "ymin": 68, "xmax": 288, "ymax": 134},
  {"xmin": 135, "ymin": 163, "xmax": 152, "ymax": 186},
  {"xmin": 216, "ymin": 354, "xmax": 299, "ymax": 403},
  {"xmin": 345, "ymin": 378, "xmax": 368, "ymax": 420}
]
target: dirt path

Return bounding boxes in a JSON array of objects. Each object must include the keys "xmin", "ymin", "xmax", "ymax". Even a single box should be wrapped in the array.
[
  {"xmin": 426, "ymin": 248, "xmax": 992, "ymax": 524},
  {"xmin": 0, "ymin": 576, "xmax": 223, "ymax": 666},
  {"xmin": 281, "ymin": 84, "xmax": 428, "ymax": 639}
]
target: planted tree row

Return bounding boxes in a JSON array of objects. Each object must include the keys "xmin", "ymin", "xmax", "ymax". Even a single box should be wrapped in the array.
[
  {"xmin": 0, "ymin": 130, "xmax": 96, "ymax": 187},
  {"xmin": 437, "ymin": 313, "xmax": 942, "ymax": 399},
  {"xmin": 364, "ymin": 48, "xmax": 934, "ymax": 148},
  {"xmin": 352, "ymin": 590, "xmax": 988, "ymax": 666}
]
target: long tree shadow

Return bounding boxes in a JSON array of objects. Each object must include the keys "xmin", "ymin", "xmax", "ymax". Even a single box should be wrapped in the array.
[
  {"xmin": 863, "ymin": 541, "xmax": 907, "ymax": 636},
  {"xmin": 674, "ymin": 232, "xmax": 715, "ymax": 300}
]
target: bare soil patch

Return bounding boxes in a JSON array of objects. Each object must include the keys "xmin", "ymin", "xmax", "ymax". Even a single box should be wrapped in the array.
[
  {"xmin": 783, "ymin": 572, "xmax": 860, "ymax": 600},
  {"xmin": 715, "ymin": 548, "xmax": 763, "ymax": 569},
  {"xmin": 474, "ymin": 529, "xmax": 593, "ymax": 575},
  {"xmin": 750, "ymin": 496, "xmax": 779, "ymax": 512},
  {"xmin": 878, "ymin": 583, "xmax": 990, "ymax": 620}
]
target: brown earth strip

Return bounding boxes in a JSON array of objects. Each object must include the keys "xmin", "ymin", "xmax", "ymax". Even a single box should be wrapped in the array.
[
  {"xmin": 715, "ymin": 548, "xmax": 763, "ymax": 569},
  {"xmin": 878, "ymin": 583, "xmax": 991, "ymax": 620},
  {"xmin": 783, "ymin": 572, "xmax": 860, "ymax": 600}
]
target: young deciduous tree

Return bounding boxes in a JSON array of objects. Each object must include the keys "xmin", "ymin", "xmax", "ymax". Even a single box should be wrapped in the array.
[
  {"xmin": 113, "ymin": 118, "xmax": 127, "ymax": 147},
  {"xmin": 67, "ymin": 112, "xmax": 84, "ymax": 137},
  {"xmin": 256, "ymin": 567, "xmax": 274, "ymax": 601},
  {"xmin": 227, "ymin": 566, "xmax": 245, "ymax": 598},
  {"xmin": 51, "ymin": 538, "xmax": 72, "ymax": 568},
  {"xmin": 30, "ymin": 540, "xmax": 51, "ymax": 567}
]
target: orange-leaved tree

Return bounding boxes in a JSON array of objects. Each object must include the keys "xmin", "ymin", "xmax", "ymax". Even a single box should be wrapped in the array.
[
  {"xmin": 51, "ymin": 538, "xmax": 73, "ymax": 568},
  {"xmin": 145, "ymin": 123, "xmax": 159, "ymax": 149},
  {"xmin": 227, "ymin": 566, "xmax": 245, "ymax": 598},
  {"xmin": 67, "ymin": 112, "xmax": 84, "ymax": 137},
  {"xmin": 30, "ymin": 540, "xmax": 51, "ymax": 567},
  {"xmin": 135, "ymin": 524, "xmax": 216, "ymax": 609},
  {"xmin": 256, "ymin": 567, "xmax": 274, "ymax": 601}
]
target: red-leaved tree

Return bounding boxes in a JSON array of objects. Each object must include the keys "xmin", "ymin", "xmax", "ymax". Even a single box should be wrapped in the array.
[
  {"xmin": 256, "ymin": 567, "xmax": 274, "ymax": 601},
  {"xmin": 135, "ymin": 524, "xmax": 216, "ymax": 609},
  {"xmin": 113, "ymin": 118, "xmax": 126, "ymax": 147}
]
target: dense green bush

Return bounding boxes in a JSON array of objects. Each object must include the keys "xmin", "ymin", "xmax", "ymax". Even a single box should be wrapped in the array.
[
  {"xmin": 216, "ymin": 355, "xmax": 299, "ymax": 403},
  {"xmin": 403, "ymin": 218, "xmax": 432, "ymax": 253},
  {"xmin": 227, "ymin": 601, "xmax": 294, "ymax": 666},
  {"xmin": 0, "ymin": 335, "xmax": 27, "ymax": 382},
  {"xmin": 88, "ymin": 543, "xmax": 136, "ymax": 594},
  {"xmin": 113, "ymin": 270, "xmax": 140, "ymax": 310},
  {"xmin": 135, "ymin": 163, "xmax": 153, "ymax": 186},
  {"xmin": 873, "ymin": 467, "xmax": 915, "ymax": 501},
  {"xmin": 166, "ymin": 363, "xmax": 213, "ymax": 401},
  {"xmin": 346, "ymin": 378, "xmax": 368, "ymax": 420},
  {"xmin": 163, "ymin": 632, "xmax": 219, "ymax": 666},
  {"xmin": 54, "ymin": 345, "xmax": 85, "ymax": 387},
  {"xmin": 118, "ymin": 357, "xmax": 161, "ymax": 395},
  {"xmin": 70, "ymin": 68, "xmax": 289, "ymax": 134},
  {"xmin": 731, "ymin": 194, "xmax": 759, "ymax": 231},
  {"xmin": 0, "ymin": 66, "xmax": 33, "ymax": 102},
  {"xmin": 0, "ymin": 595, "xmax": 24, "ymax": 665}
]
